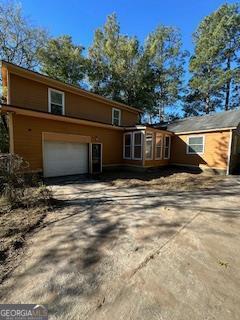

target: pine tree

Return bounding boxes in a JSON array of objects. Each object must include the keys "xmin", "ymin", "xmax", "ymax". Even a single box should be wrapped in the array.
[{"xmin": 38, "ymin": 35, "xmax": 86, "ymax": 86}]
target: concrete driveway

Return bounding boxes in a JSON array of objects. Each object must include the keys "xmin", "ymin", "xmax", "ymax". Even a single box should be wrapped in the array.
[{"xmin": 1, "ymin": 175, "xmax": 240, "ymax": 320}]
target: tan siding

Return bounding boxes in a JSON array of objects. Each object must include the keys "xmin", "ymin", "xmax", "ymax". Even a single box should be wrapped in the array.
[
  {"xmin": 9, "ymin": 73, "xmax": 138, "ymax": 126},
  {"xmin": 170, "ymin": 131, "xmax": 230, "ymax": 169},
  {"xmin": 12, "ymin": 114, "xmax": 123, "ymax": 171}
]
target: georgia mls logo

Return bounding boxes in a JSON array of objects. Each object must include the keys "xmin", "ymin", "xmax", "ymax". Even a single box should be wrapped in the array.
[
  {"xmin": 32, "ymin": 305, "xmax": 48, "ymax": 318},
  {"xmin": 0, "ymin": 304, "xmax": 48, "ymax": 320}
]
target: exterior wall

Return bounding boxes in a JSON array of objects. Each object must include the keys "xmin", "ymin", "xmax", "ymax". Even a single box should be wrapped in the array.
[
  {"xmin": 12, "ymin": 114, "xmax": 123, "ymax": 172},
  {"xmin": 9, "ymin": 73, "xmax": 138, "ymax": 126},
  {"xmin": 144, "ymin": 128, "xmax": 171, "ymax": 167},
  {"xmin": 170, "ymin": 130, "xmax": 231, "ymax": 171}
]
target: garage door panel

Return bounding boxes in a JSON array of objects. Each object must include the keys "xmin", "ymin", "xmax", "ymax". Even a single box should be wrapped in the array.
[{"xmin": 44, "ymin": 141, "xmax": 88, "ymax": 177}]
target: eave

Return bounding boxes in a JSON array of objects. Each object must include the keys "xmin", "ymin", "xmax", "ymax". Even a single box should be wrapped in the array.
[{"xmin": 0, "ymin": 104, "xmax": 124, "ymax": 131}]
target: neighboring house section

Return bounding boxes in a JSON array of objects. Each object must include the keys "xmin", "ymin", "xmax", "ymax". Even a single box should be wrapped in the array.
[
  {"xmin": 0, "ymin": 61, "xmax": 172, "ymax": 177},
  {"xmin": 162, "ymin": 110, "xmax": 240, "ymax": 174}
]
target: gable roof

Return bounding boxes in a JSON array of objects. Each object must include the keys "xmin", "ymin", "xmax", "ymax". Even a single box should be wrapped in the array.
[
  {"xmin": 1, "ymin": 60, "xmax": 140, "ymax": 114},
  {"xmin": 166, "ymin": 109, "xmax": 240, "ymax": 133}
]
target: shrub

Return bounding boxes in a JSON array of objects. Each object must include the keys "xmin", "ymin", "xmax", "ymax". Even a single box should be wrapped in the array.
[{"xmin": 0, "ymin": 154, "xmax": 52, "ymax": 208}]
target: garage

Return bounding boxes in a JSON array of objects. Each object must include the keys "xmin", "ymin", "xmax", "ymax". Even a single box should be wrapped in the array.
[{"xmin": 43, "ymin": 141, "xmax": 89, "ymax": 177}]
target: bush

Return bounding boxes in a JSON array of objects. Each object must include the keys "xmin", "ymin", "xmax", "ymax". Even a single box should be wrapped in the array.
[{"xmin": 0, "ymin": 154, "xmax": 52, "ymax": 208}]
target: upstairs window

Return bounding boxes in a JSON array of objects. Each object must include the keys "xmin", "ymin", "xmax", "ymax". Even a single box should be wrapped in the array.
[
  {"xmin": 164, "ymin": 135, "xmax": 171, "ymax": 159},
  {"xmin": 187, "ymin": 136, "xmax": 204, "ymax": 154},
  {"xmin": 112, "ymin": 108, "xmax": 121, "ymax": 126},
  {"xmin": 48, "ymin": 88, "xmax": 65, "ymax": 115},
  {"xmin": 123, "ymin": 133, "xmax": 132, "ymax": 159},
  {"xmin": 155, "ymin": 133, "xmax": 163, "ymax": 160},
  {"xmin": 145, "ymin": 133, "xmax": 153, "ymax": 160},
  {"xmin": 133, "ymin": 132, "xmax": 142, "ymax": 160}
]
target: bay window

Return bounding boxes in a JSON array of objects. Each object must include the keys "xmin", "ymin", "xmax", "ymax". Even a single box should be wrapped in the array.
[
  {"xmin": 145, "ymin": 133, "xmax": 153, "ymax": 160},
  {"xmin": 164, "ymin": 135, "xmax": 171, "ymax": 159},
  {"xmin": 133, "ymin": 132, "xmax": 142, "ymax": 160},
  {"xmin": 155, "ymin": 133, "xmax": 163, "ymax": 160}
]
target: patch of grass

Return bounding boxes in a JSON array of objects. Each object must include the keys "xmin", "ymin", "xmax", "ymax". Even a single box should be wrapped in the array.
[{"xmin": 108, "ymin": 172, "xmax": 224, "ymax": 191}]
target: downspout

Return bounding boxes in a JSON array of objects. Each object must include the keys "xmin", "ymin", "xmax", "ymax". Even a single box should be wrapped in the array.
[{"xmin": 227, "ymin": 129, "xmax": 233, "ymax": 175}]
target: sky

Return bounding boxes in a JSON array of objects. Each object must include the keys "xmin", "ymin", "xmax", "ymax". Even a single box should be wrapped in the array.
[{"xmin": 20, "ymin": 0, "xmax": 236, "ymax": 56}]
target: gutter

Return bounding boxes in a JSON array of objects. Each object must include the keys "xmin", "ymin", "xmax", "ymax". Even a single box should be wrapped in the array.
[{"xmin": 171, "ymin": 127, "xmax": 237, "ymax": 135}]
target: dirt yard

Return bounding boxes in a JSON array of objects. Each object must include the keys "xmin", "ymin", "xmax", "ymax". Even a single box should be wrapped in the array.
[{"xmin": 1, "ymin": 171, "xmax": 240, "ymax": 320}]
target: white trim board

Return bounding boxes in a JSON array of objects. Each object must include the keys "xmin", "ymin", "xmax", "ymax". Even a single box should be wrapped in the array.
[
  {"xmin": 174, "ymin": 127, "xmax": 236, "ymax": 135},
  {"xmin": 227, "ymin": 129, "xmax": 233, "ymax": 175}
]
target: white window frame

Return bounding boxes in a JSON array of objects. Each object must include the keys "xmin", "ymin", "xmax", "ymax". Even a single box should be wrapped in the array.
[
  {"xmin": 145, "ymin": 132, "xmax": 153, "ymax": 160},
  {"xmin": 112, "ymin": 108, "xmax": 121, "ymax": 126},
  {"xmin": 48, "ymin": 88, "xmax": 65, "ymax": 115},
  {"xmin": 164, "ymin": 135, "xmax": 171, "ymax": 160},
  {"xmin": 186, "ymin": 135, "xmax": 205, "ymax": 155},
  {"xmin": 132, "ymin": 131, "xmax": 143, "ymax": 160},
  {"xmin": 123, "ymin": 132, "xmax": 132, "ymax": 159},
  {"xmin": 155, "ymin": 133, "xmax": 163, "ymax": 160}
]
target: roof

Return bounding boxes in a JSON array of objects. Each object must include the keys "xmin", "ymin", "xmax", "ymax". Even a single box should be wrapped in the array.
[
  {"xmin": 1, "ymin": 60, "xmax": 141, "ymax": 114},
  {"xmin": 166, "ymin": 109, "xmax": 240, "ymax": 133}
]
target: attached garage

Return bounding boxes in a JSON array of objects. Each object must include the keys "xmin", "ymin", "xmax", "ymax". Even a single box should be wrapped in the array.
[{"xmin": 43, "ymin": 141, "xmax": 89, "ymax": 178}]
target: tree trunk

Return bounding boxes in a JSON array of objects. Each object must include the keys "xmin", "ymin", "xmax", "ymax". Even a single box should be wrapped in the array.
[
  {"xmin": 205, "ymin": 96, "xmax": 210, "ymax": 114},
  {"xmin": 225, "ymin": 56, "xmax": 231, "ymax": 111},
  {"xmin": 159, "ymin": 104, "xmax": 164, "ymax": 122}
]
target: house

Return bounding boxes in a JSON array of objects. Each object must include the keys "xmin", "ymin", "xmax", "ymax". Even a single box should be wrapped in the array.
[
  {"xmin": 0, "ymin": 60, "xmax": 239, "ymax": 177},
  {"xmin": 0, "ymin": 61, "xmax": 172, "ymax": 177},
  {"xmin": 155, "ymin": 109, "xmax": 240, "ymax": 174}
]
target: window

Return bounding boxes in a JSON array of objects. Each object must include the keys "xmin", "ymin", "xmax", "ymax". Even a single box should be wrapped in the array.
[
  {"xmin": 145, "ymin": 133, "xmax": 153, "ymax": 160},
  {"xmin": 48, "ymin": 88, "xmax": 64, "ymax": 115},
  {"xmin": 133, "ymin": 132, "xmax": 142, "ymax": 160},
  {"xmin": 164, "ymin": 135, "xmax": 171, "ymax": 159},
  {"xmin": 155, "ymin": 133, "xmax": 163, "ymax": 160},
  {"xmin": 123, "ymin": 133, "xmax": 132, "ymax": 159},
  {"xmin": 112, "ymin": 108, "xmax": 121, "ymax": 126},
  {"xmin": 187, "ymin": 136, "xmax": 204, "ymax": 154}
]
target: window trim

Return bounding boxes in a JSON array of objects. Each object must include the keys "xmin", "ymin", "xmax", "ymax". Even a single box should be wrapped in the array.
[
  {"xmin": 123, "ymin": 132, "xmax": 132, "ymax": 160},
  {"xmin": 155, "ymin": 133, "xmax": 163, "ymax": 160},
  {"xmin": 186, "ymin": 135, "xmax": 205, "ymax": 155},
  {"xmin": 164, "ymin": 135, "xmax": 171, "ymax": 160},
  {"xmin": 48, "ymin": 88, "xmax": 65, "ymax": 115},
  {"xmin": 145, "ymin": 132, "xmax": 153, "ymax": 160},
  {"xmin": 112, "ymin": 108, "xmax": 121, "ymax": 126},
  {"xmin": 132, "ymin": 131, "xmax": 143, "ymax": 160}
]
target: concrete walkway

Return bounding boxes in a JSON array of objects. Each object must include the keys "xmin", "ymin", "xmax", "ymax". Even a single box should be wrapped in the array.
[{"xmin": 1, "ymin": 176, "xmax": 240, "ymax": 320}]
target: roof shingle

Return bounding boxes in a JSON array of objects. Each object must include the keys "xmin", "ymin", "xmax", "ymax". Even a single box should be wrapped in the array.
[{"xmin": 167, "ymin": 109, "xmax": 240, "ymax": 133}]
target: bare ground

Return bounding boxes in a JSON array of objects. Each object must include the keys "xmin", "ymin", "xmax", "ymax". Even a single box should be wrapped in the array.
[
  {"xmin": 0, "ymin": 187, "xmax": 52, "ymax": 283},
  {"xmin": 0, "ymin": 171, "xmax": 240, "ymax": 320}
]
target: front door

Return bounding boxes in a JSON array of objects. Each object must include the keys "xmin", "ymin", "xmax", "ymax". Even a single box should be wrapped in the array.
[{"xmin": 91, "ymin": 143, "xmax": 102, "ymax": 173}]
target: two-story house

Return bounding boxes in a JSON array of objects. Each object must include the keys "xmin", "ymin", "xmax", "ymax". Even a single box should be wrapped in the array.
[
  {"xmin": 1, "ymin": 61, "xmax": 240, "ymax": 177},
  {"xmin": 0, "ymin": 61, "xmax": 172, "ymax": 177}
]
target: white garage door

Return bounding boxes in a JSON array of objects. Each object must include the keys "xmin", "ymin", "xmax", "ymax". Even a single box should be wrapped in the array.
[{"xmin": 43, "ymin": 141, "xmax": 88, "ymax": 177}]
